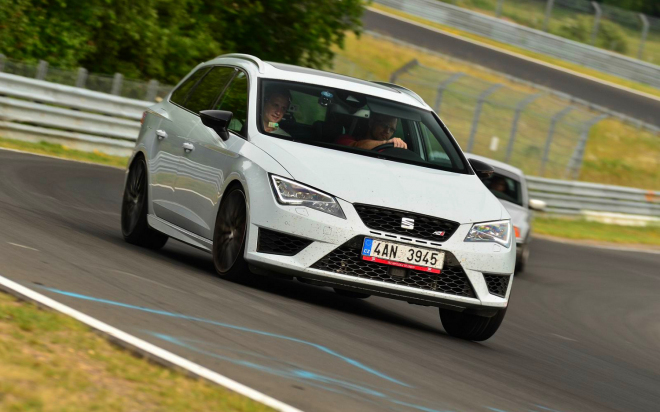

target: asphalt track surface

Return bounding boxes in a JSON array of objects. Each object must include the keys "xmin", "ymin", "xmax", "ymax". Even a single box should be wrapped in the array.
[
  {"xmin": 363, "ymin": 9, "xmax": 660, "ymax": 127},
  {"xmin": 1, "ymin": 150, "xmax": 660, "ymax": 412}
]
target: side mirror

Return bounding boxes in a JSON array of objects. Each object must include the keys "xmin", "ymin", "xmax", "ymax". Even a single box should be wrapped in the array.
[
  {"xmin": 200, "ymin": 110, "xmax": 233, "ymax": 141},
  {"xmin": 468, "ymin": 158, "xmax": 494, "ymax": 180},
  {"xmin": 529, "ymin": 199, "xmax": 547, "ymax": 211}
]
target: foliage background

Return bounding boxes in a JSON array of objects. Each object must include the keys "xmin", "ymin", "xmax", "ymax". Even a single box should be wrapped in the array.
[{"xmin": 0, "ymin": 0, "xmax": 364, "ymax": 84}]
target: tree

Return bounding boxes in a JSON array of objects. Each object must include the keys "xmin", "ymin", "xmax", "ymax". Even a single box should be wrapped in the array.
[{"xmin": 0, "ymin": 0, "xmax": 364, "ymax": 84}]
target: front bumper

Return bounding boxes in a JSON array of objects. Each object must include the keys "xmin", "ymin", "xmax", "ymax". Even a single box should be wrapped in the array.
[{"xmin": 244, "ymin": 189, "xmax": 515, "ymax": 312}]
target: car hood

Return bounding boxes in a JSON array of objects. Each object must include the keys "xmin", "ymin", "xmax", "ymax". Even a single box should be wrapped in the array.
[{"xmin": 253, "ymin": 137, "xmax": 506, "ymax": 224}]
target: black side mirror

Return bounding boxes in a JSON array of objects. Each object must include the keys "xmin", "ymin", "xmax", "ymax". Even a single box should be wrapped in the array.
[
  {"xmin": 200, "ymin": 110, "xmax": 233, "ymax": 141},
  {"xmin": 468, "ymin": 158, "xmax": 494, "ymax": 180}
]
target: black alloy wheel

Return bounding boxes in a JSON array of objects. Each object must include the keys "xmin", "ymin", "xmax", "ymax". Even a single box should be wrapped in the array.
[
  {"xmin": 121, "ymin": 157, "xmax": 168, "ymax": 249},
  {"xmin": 213, "ymin": 186, "xmax": 250, "ymax": 280}
]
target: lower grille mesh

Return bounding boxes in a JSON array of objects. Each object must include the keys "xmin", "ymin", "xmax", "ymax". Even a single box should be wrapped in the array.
[
  {"xmin": 311, "ymin": 237, "xmax": 475, "ymax": 298},
  {"xmin": 484, "ymin": 274, "xmax": 510, "ymax": 298},
  {"xmin": 257, "ymin": 228, "xmax": 312, "ymax": 256}
]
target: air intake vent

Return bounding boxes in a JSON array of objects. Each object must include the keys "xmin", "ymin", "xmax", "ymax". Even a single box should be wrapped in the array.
[
  {"xmin": 257, "ymin": 228, "xmax": 312, "ymax": 256},
  {"xmin": 484, "ymin": 274, "xmax": 510, "ymax": 298}
]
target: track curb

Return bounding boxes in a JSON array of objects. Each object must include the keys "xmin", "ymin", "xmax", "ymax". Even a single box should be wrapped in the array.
[{"xmin": 0, "ymin": 274, "xmax": 303, "ymax": 412}]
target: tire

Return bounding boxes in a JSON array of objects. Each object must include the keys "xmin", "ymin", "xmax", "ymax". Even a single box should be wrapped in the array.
[
  {"xmin": 334, "ymin": 288, "xmax": 371, "ymax": 299},
  {"xmin": 121, "ymin": 156, "xmax": 168, "ymax": 250},
  {"xmin": 439, "ymin": 307, "xmax": 507, "ymax": 341},
  {"xmin": 212, "ymin": 186, "xmax": 250, "ymax": 281},
  {"xmin": 515, "ymin": 244, "xmax": 529, "ymax": 274}
]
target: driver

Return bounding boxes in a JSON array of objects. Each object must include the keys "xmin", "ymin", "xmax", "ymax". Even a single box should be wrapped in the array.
[
  {"xmin": 335, "ymin": 113, "xmax": 407, "ymax": 150},
  {"xmin": 262, "ymin": 88, "xmax": 291, "ymax": 137}
]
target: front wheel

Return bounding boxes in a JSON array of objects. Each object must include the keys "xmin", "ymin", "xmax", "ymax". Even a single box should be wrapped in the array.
[
  {"xmin": 439, "ymin": 308, "xmax": 507, "ymax": 341},
  {"xmin": 213, "ymin": 186, "xmax": 250, "ymax": 281}
]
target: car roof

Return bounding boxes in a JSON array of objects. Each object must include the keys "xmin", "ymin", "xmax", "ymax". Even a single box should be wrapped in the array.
[
  {"xmin": 464, "ymin": 153, "xmax": 525, "ymax": 178},
  {"xmin": 205, "ymin": 54, "xmax": 431, "ymax": 110}
]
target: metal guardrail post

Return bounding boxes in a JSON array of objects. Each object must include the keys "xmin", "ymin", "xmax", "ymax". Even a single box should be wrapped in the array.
[
  {"xmin": 543, "ymin": 0, "xmax": 555, "ymax": 32},
  {"xmin": 433, "ymin": 72, "xmax": 465, "ymax": 116},
  {"xmin": 75, "ymin": 68, "xmax": 88, "ymax": 88},
  {"xmin": 145, "ymin": 79, "xmax": 160, "ymax": 101},
  {"xmin": 540, "ymin": 106, "xmax": 573, "ymax": 176},
  {"xmin": 0, "ymin": 54, "xmax": 5, "ymax": 72},
  {"xmin": 389, "ymin": 59, "xmax": 419, "ymax": 83},
  {"xmin": 591, "ymin": 2, "xmax": 602, "ymax": 46},
  {"xmin": 466, "ymin": 84, "xmax": 503, "ymax": 152},
  {"xmin": 504, "ymin": 93, "xmax": 545, "ymax": 163},
  {"xmin": 565, "ymin": 114, "xmax": 608, "ymax": 180},
  {"xmin": 36, "ymin": 60, "xmax": 49, "ymax": 80},
  {"xmin": 496, "ymin": 0, "xmax": 505, "ymax": 17},
  {"xmin": 638, "ymin": 14, "xmax": 650, "ymax": 60},
  {"xmin": 111, "ymin": 73, "xmax": 123, "ymax": 96}
]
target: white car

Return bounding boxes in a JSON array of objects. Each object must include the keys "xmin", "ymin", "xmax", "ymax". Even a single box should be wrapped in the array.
[
  {"xmin": 466, "ymin": 153, "xmax": 546, "ymax": 273},
  {"xmin": 121, "ymin": 54, "xmax": 515, "ymax": 341}
]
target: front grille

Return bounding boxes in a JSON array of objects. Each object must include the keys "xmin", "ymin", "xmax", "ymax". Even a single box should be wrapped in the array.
[
  {"xmin": 354, "ymin": 204, "xmax": 459, "ymax": 242},
  {"xmin": 257, "ymin": 228, "xmax": 312, "ymax": 256},
  {"xmin": 484, "ymin": 274, "xmax": 510, "ymax": 298},
  {"xmin": 311, "ymin": 237, "xmax": 475, "ymax": 298}
]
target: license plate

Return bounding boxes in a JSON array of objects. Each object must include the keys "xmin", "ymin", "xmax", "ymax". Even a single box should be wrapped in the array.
[{"xmin": 361, "ymin": 238, "xmax": 444, "ymax": 274}]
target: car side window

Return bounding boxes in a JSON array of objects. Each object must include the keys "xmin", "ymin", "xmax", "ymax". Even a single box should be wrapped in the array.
[
  {"xmin": 214, "ymin": 71, "xmax": 249, "ymax": 137},
  {"xmin": 170, "ymin": 67, "xmax": 210, "ymax": 106},
  {"xmin": 184, "ymin": 66, "xmax": 235, "ymax": 114}
]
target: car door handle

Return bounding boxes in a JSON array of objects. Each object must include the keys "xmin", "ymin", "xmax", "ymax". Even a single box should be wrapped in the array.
[
  {"xmin": 156, "ymin": 130, "xmax": 168, "ymax": 140},
  {"xmin": 182, "ymin": 142, "xmax": 195, "ymax": 152}
]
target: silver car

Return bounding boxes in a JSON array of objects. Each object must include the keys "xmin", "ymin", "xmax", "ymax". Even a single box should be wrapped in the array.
[
  {"xmin": 466, "ymin": 153, "xmax": 546, "ymax": 273},
  {"xmin": 121, "ymin": 54, "xmax": 515, "ymax": 341}
]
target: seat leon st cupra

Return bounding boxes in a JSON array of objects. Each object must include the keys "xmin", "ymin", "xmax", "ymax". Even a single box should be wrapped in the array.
[{"xmin": 121, "ymin": 54, "xmax": 515, "ymax": 341}]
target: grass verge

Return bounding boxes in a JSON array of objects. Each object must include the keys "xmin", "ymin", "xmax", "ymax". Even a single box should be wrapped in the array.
[
  {"xmin": 0, "ymin": 291, "xmax": 274, "ymax": 412},
  {"xmin": 369, "ymin": 4, "xmax": 660, "ymax": 99},
  {"xmin": 0, "ymin": 136, "xmax": 129, "ymax": 169},
  {"xmin": 533, "ymin": 216, "xmax": 660, "ymax": 246}
]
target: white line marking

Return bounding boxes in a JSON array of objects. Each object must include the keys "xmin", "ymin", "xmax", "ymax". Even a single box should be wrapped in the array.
[
  {"xmin": 0, "ymin": 275, "xmax": 303, "ymax": 412},
  {"xmin": 0, "ymin": 147, "xmax": 125, "ymax": 170},
  {"xmin": 533, "ymin": 234, "xmax": 660, "ymax": 255},
  {"xmin": 368, "ymin": 7, "xmax": 660, "ymax": 103},
  {"xmin": 550, "ymin": 333, "xmax": 577, "ymax": 342},
  {"xmin": 8, "ymin": 242, "xmax": 39, "ymax": 251}
]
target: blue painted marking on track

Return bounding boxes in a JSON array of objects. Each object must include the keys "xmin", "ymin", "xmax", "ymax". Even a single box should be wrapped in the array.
[{"xmin": 39, "ymin": 286, "xmax": 408, "ymax": 387}]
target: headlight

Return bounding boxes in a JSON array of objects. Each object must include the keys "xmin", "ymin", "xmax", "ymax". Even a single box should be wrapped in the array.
[
  {"xmin": 270, "ymin": 175, "xmax": 346, "ymax": 219},
  {"xmin": 464, "ymin": 220, "xmax": 511, "ymax": 247}
]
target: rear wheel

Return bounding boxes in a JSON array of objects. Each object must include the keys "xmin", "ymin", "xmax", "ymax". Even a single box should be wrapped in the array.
[
  {"xmin": 121, "ymin": 157, "xmax": 168, "ymax": 249},
  {"xmin": 213, "ymin": 186, "xmax": 250, "ymax": 281},
  {"xmin": 439, "ymin": 308, "xmax": 507, "ymax": 341},
  {"xmin": 334, "ymin": 288, "xmax": 371, "ymax": 299}
]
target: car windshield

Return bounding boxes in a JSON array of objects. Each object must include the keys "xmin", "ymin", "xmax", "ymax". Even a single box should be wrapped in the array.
[
  {"xmin": 482, "ymin": 172, "xmax": 522, "ymax": 206},
  {"xmin": 258, "ymin": 79, "xmax": 468, "ymax": 174}
]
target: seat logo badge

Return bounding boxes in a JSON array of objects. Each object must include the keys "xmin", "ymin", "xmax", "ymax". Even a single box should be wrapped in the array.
[
  {"xmin": 401, "ymin": 218, "xmax": 415, "ymax": 230},
  {"xmin": 433, "ymin": 231, "xmax": 446, "ymax": 236}
]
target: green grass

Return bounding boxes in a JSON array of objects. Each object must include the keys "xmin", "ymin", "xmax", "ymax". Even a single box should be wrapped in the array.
[
  {"xmin": 333, "ymin": 32, "xmax": 660, "ymax": 190},
  {"xmin": 533, "ymin": 216, "xmax": 660, "ymax": 246},
  {"xmin": 0, "ymin": 136, "xmax": 129, "ymax": 169},
  {"xmin": 0, "ymin": 292, "xmax": 274, "ymax": 412},
  {"xmin": 369, "ymin": 3, "xmax": 660, "ymax": 99}
]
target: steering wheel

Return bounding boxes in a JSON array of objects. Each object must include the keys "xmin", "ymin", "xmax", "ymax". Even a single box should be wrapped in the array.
[{"xmin": 371, "ymin": 142, "xmax": 395, "ymax": 152}]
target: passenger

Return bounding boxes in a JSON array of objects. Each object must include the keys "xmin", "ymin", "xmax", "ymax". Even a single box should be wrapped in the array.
[
  {"xmin": 489, "ymin": 176, "xmax": 508, "ymax": 194},
  {"xmin": 262, "ymin": 88, "xmax": 291, "ymax": 137},
  {"xmin": 336, "ymin": 113, "xmax": 407, "ymax": 150}
]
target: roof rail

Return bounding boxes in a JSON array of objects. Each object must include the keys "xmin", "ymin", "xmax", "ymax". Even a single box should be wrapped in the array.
[
  {"xmin": 216, "ymin": 54, "xmax": 267, "ymax": 73},
  {"xmin": 371, "ymin": 81, "xmax": 427, "ymax": 106}
]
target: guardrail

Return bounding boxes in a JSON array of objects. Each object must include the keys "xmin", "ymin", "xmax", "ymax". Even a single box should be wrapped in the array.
[
  {"xmin": 527, "ymin": 176, "xmax": 660, "ymax": 217},
  {"xmin": 376, "ymin": 0, "xmax": 660, "ymax": 89},
  {"xmin": 0, "ymin": 72, "xmax": 148, "ymax": 156}
]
